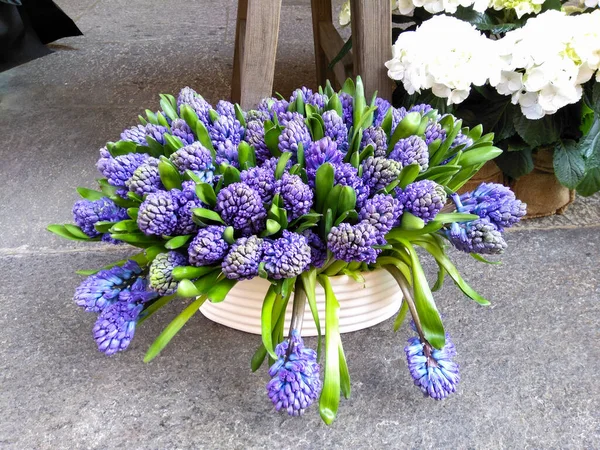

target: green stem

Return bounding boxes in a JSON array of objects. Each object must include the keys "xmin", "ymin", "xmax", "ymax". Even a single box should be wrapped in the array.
[{"xmin": 287, "ymin": 278, "xmax": 307, "ymax": 356}]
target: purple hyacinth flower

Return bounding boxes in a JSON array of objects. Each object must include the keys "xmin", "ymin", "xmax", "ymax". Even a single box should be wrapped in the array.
[
  {"xmin": 301, "ymin": 229, "xmax": 327, "ymax": 268},
  {"xmin": 453, "ymin": 183, "xmax": 526, "ymax": 230},
  {"xmin": 359, "ymin": 193, "xmax": 402, "ymax": 240},
  {"xmin": 137, "ymin": 190, "xmax": 179, "ymax": 236},
  {"xmin": 240, "ymin": 165, "xmax": 277, "ymax": 204},
  {"xmin": 446, "ymin": 218, "xmax": 507, "ymax": 255},
  {"xmin": 127, "ymin": 157, "xmax": 164, "ymax": 197},
  {"xmin": 121, "ymin": 124, "xmax": 148, "ymax": 145},
  {"xmin": 277, "ymin": 111, "xmax": 305, "ymax": 128},
  {"xmin": 245, "ymin": 119, "xmax": 271, "ymax": 165},
  {"xmin": 216, "ymin": 100, "xmax": 236, "ymax": 117},
  {"xmin": 373, "ymin": 98, "xmax": 392, "ymax": 127},
  {"xmin": 169, "ymin": 142, "xmax": 213, "ymax": 174},
  {"xmin": 257, "ymin": 97, "xmax": 289, "ymax": 119},
  {"xmin": 450, "ymin": 131, "xmax": 474, "ymax": 150},
  {"xmin": 209, "ymin": 115, "xmax": 244, "ymax": 146},
  {"xmin": 322, "ymin": 110, "xmax": 349, "ymax": 153},
  {"xmin": 389, "ymin": 135, "xmax": 429, "ymax": 172},
  {"xmin": 424, "ymin": 120, "xmax": 446, "ymax": 146},
  {"xmin": 97, "ymin": 149, "xmax": 149, "ymax": 193},
  {"xmin": 188, "ymin": 225, "xmax": 229, "ymax": 266},
  {"xmin": 361, "ymin": 126, "xmax": 388, "ymax": 157},
  {"xmin": 408, "ymin": 104, "xmax": 434, "ymax": 115},
  {"xmin": 170, "ymin": 119, "xmax": 195, "ymax": 145},
  {"xmin": 289, "ymin": 86, "xmax": 313, "ymax": 104},
  {"xmin": 118, "ymin": 276, "xmax": 158, "ymax": 305},
  {"xmin": 149, "ymin": 251, "xmax": 187, "ymax": 295},
  {"xmin": 174, "ymin": 197, "xmax": 202, "ymax": 236},
  {"xmin": 304, "ymin": 136, "xmax": 344, "ymax": 182},
  {"xmin": 73, "ymin": 261, "xmax": 142, "ymax": 312},
  {"xmin": 73, "ymin": 197, "xmax": 128, "ymax": 238},
  {"xmin": 263, "ymin": 230, "xmax": 311, "ymax": 279},
  {"xmin": 306, "ymin": 92, "xmax": 328, "ymax": 111},
  {"xmin": 145, "ymin": 124, "xmax": 169, "ymax": 145},
  {"xmin": 177, "ymin": 87, "xmax": 212, "ymax": 125},
  {"xmin": 93, "ymin": 301, "xmax": 144, "ymax": 356},
  {"xmin": 397, "ymin": 180, "xmax": 446, "ymax": 224},
  {"xmin": 278, "ymin": 118, "xmax": 312, "ymax": 157},
  {"xmin": 361, "ymin": 156, "xmax": 402, "ymax": 193},
  {"xmin": 222, "ymin": 235, "xmax": 264, "ymax": 280},
  {"xmin": 405, "ymin": 334, "xmax": 460, "ymax": 400},
  {"xmin": 266, "ymin": 330, "xmax": 322, "ymax": 416},
  {"xmin": 333, "ymin": 162, "xmax": 370, "ymax": 208},
  {"xmin": 339, "ymin": 92, "xmax": 353, "ymax": 128},
  {"xmin": 327, "ymin": 221, "xmax": 381, "ymax": 264},
  {"xmin": 215, "ymin": 182, "xmax": 267, "ymax": 236},
  {"xmin": 214, "ymin": 139, "xmax": 240, "ymax": 168},
  {"xmin": 391, "ymin": 107, "xmax": 407, "ymax": 135}
]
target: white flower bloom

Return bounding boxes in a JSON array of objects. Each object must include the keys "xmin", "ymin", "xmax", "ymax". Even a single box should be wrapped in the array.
[
  {"xmin": 489, "ymin": 0, "xmax": 545, "ymax": 18},
  {"xmin": 584, "ymin": 0, "xmax": 599, "ymax": 7},
  {"xmin": 386, "ymin": 16, "xmax": 504, "ymax": 105}
]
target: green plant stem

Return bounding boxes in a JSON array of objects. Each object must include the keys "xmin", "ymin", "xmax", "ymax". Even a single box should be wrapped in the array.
[
  {"xmin": 287, "ymin": 278, "xmax": 307, "ymax": 356},
  {"xmin": 384, "ymin": 264, "xmax": 426, "ymax": 342}
]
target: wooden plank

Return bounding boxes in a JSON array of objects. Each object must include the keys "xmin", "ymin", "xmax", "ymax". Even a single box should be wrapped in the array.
[
  {"xmin": 238, "ymin": 0, "xmax": 282, "ymax": 109},
  {"xmin": 318, "ymin": 22, "xmax": 353, "ymax": 87},
  {"xmin": 350, "ymin": 0, "xmax": 393, "ymax": 100},
  {"xmin": 231, "ymin": 0, "xmax": 248, "ymax": 104},
  {"xmin": 310, "ymin": 0, "xmax": 335, "ymax": 89}
]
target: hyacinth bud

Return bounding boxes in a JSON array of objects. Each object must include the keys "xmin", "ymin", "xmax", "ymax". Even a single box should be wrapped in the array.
[
  {"xmin": 215, "ymin": 182, "xmax": 267, "ymax": 236},
  {"xmin": 333, "ymin": 162, "xmax": 370, "ymax": 208},
  {"xmin": 257, "ymin": 97, "xmax": 289, "ymax": 119},
  {"xmin": 408, "ymin": 103, "xmax": 433, "ymax": 115},
  {"xmin": 304, "ymin": 137, "xmax": 344, "ymax": 181},
  {"xmin": 307, "ymin": 92, "xmax": 328, "ymax": 111},
  {"xmin": 397, "ymin": 180, "xmax": 446, "ymax": 223},
  {"xmin": 209, "ymin": 114, "xmax": 244, "ymax": 146},
  {"xmin": 424, "ymin": 120, "xmax": 447, "ymax": 145},
  {"xmin": 169, "ymin": 119, "xmax": 195, "ymax": 145},
  {"xmin": 446, "ymin": 218, "xmax": 507, "ymax": 255},
  {"xmin": 145, "ymin": 123, "xmax": 169, "ymax": 145},
  {"xmin": 327, "ymin": 221, "xmax": 382, "ymax": 264},
  {"xmin": 149, "ymin": 251, "xmax": 187, "ymax": 295},
  {"xmin": 405, "ymin": 334, "xmax": 460, "ymax": 400},
  {"xmin": 169, "ymin": 141, "xmax": 213, "ymax": 174},
  {"xmin": 278, "ymin": 118, "xmax": 312, "ymax": 156},
  {"xmin": 322, "ymin": 110, "xmax": 349, "ymax": 152},
  {"xmin": 358, "ymin": 193, "xmax": 403, "ymax": 239},
  {"xmin": 177, "ymin": 86, "xmax": 211, "ymax": 124},
  {"xmin": 391, "ymin": 107, "xmax": 407, "ymax": 134},
  {"xmin": 361, "ymin": 126, "xmax": 388, "ymax": 157},
  {"xmin": 389, "ymin": 135, "xmax": 429, "ymax": 172},
  {"xmin": 339, "ymin": 92, "xmax": 353, "ymax": 128},
  {"xmin": 263, "ymin": 231, "xmax": 311, "ymax": 279},
  {"xmin": 137, "ymin": 190, "xmax": 179, "ymax": 236},
  {"xmin": 373, "ymin": 97, "xmax": 392, "ymax": 127},
  {"xmin": 216, "ymin": 100, "xmax": 236, "ymax": 117},
  {"xmin": 188, "ymin": 225, "xmax": 229, "ymax": 266},
  {"xmin": 93, "ymin": 301, "xmax": 144, "ymax": 356},
  {"xmin": 275, "ymin": 173, "xmax": 313, "ymax": 221},
  {"xmin": 302, "ymin": 229, "xmax": 327, "ymax": 269},
  {"xmin": 121, "ymin": 124, "xmax": 148, "ymax": 145},
  {"xmin": 97, "ymin": 150, "xmax": 149, "ymax": 192},
  {"xmin": 127, "ymin": 158, "xmax": 163, "ymax": 197},
  {"xmin": 221, "ymin": 235, "xmax": 264, "ymax": 280},
  {"xmin": 289, "ymin": 86, "xmax": 313, "ymax": 104},
  {"xmin": 361, "ymin": 156, "xmax": 402, "ymax": 193},
  {"xmin": 240, "ymin": 166, "xmax": 277, "ymax": 204},
  {"xmin": 244, "ymin": 119, "xmax": 271, "ymax": 164},
  {"xmin": 266, "ymin": 331, "xmax": 322, "ymax": 416},
  {"xmin": 72, "ymin": 197, "xmax": 128, "ymax": 238}
]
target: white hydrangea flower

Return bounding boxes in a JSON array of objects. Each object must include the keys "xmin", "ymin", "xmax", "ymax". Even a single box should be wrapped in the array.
[
  {"xmin": 492, "ymin": 10, "xmax": 600, "ymax": 119},
  {"xmin": 490, "ymin": 0, "xmax": 545, "ymax": 18},
  {"xmin": 584, "ymin": 0, "xmax": 600, "ymax": 7},
  {"xmin": 385, "ymin": 16, "xmax": 504, "ymax": 105},
  {"xmin": 402, "ymin": 0, "xmax": 489, "ymax": 14}
]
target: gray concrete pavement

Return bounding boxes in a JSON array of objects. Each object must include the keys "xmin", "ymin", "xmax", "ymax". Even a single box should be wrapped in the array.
[{"xmin": 1, "ymin": 0, "xmax": 600, "ymax": 448}]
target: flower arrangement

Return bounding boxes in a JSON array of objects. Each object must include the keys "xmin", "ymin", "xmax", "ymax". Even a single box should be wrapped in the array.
[
  {"xmin": 48, "ymin": 77, "xmax": 526, "ymax": 423},
  {"xmin": 381, "ymin": 2, "xmax": 600, "ymax": 195}
]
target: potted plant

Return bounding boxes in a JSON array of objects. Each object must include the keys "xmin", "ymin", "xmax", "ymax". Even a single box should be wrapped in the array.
[
  {"xmin": 384, "ymin": 2, "xmax": 600, "ymax": 217},
  {"xmin": 49, "ymin": 77, "xmax": 525, "ymax": 423}
]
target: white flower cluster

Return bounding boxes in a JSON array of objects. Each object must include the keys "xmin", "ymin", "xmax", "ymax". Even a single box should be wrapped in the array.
[
  {"xmin": 489, "ymin": 0, "xmax": 545, "ymax": 17},
  {"xmin": 385, "ymin": 16, "xmax": 504, "ymax": 105},
  {"xmin": 386, "ymin": 11, "xmax": 600, "ymax": 119},
  {"xmin": 396, "ymin": 0, "xmax": 489, "ymax": 14}
]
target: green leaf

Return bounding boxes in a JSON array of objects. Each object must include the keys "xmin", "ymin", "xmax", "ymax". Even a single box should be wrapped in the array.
[
  {"xmin": 159, "ymin": 94, "xmax": 179, "ymax": 122},
  {"xmin": 398, "ymin": 163, "xmax": 421, "ymax": 189},
  {"xmin": 261, "ymin": 286, "xmax": 279, "ymax": 359},
  {"xmin": 158, "ymin": 158, "xmax": 183, "ymax": 190},
  {"xmin": 47, "ymin": 224, "xmax": 92, "ymax": 241},
  {"xmin": 238, "ymin": 141, "xmax": 256, "ymax": 170},
  {"xmin": 300, "ymin": 269, "xmax": 322, "ymax": 359},
  {"xmin": 470, "ymin": 253, "xmax": 502, "ymax": 265},
  {"xmin": 172, "ymin": 265, "xmax": 217, "ymax": 281},
  {"xmin": 63, "ymin": 224, "xmax": 92, "ymax": 240},
  {"xmin": 393, "ymin": 299, "xmax": 409, "ymax": 332},
  {"xmin": 127, "ymin": 208, "xmax": 139, "ymax": 220},
  {"xmin": 388, "ymin": 112, "xmax": 422, "ymax": 152},
  {"xmin": 109, "ymin": 219, "xmax": 139, "ymax": 233},
  {"xmin": 513, "ymin": 114, "xmax": 561, "ymax": 148},
  {"xmin": 337, "ymin": 185, "xmax": 357, "ymax": 217},
  {"xmin": 434, "ymin": 213, "xmax": 479, "ymax": 223},
  {"xmin": 156, "ymin": 112, "xmax": 170, "ymax": 128},
  {"xmin": 353, "ymin": 76, "xmax": 366, "ymax": 130},
  {"xmin": 223, "ymin": 226, "xmax": 235, "ymax": 244},
  {"xmin": 381, "ymin": 108, "xmax": 393, "ymax": 137},
  {"xmin": 235, "ymin": 103, "xmax": 246, "ymax": 128},
  {"xmin": 401, "ymin": 212, "xmax": 425, "ymax": 230},
  {"xmin": 576, "ymin": 168, "xmax": 600, "ymax": 196},
  {"xmin": 223, "ymin": 165, "xmax": 241, "ymax": 186},
  {"xmin": 458, "ymin": 146, "xmax": 503, "ymax": 167},
  {"xmin": 261, "ymin": 219, "xmax": 281, "ymax": 237},
  {"xmin": 251, "ymin": 343, "xmax": 268, "ymax": 372},
  {"xmin": 144, "ymin": 296, "xmax": 207, "ymax": 363},
  {"xmin": 108, "ymin": 140, "xmax": 138, "ymax": 157},
  {"xmin": 144, "ymin": 136, "xmax": 165, "ymax": 158},
  {"xmin": 553, "ymin": 140, "xmax": 585, "ymax": 189},
  {"xmin": 327, "ymin": 93, "xmax": 343, "ymax": 118},
  {"xmin": 77, "ymin": 187, "xmax": 104, "ymax": 201},
  {"xmin": 138, "ymin": 294, "xmax": 177, "ymax": 325},
  {"xmin": 94, "ymin": 221, "xmax": 114, "ymax": 233},
  {"xmin": 165, "ymin": 234, "xmax": 192, "ymax": 250},
  {"xmin": 177, "ymin": 278, "xmax": 201, "ymax": 297},
  {"xmin": 341, "ymin": 78, "xmax": 355, "ymax": 96},
  {"xmin": 314, "ymin": 163, "xmax": 335, "ymax": 213},
  {"xmin": 265, "ymin": 127, "xmax": 282, "ymax": 157},
  {"xmin": 206, "ymin": 278, "xmax": 237, "ymax": 302},
  {"xmin": 192, "ymin": 208, "xmax": 225, "ymax": 224},
  {"xmin": 494, "ymin": 148, "xmax": 534, "ymax": 179},
  {"xmin": 338, "ymin": 342, "xmax": 351, "ymax": 399},
  {"xmin": 110, "ymin": 233, "xmax": 162, "ymax": 248},
  {"xmin": 195, "ymin": 182, "xmax": 217, "ymax": 208},
  {"xmin": 318, "ymin": 275, "xmax": 341, "ymax": 425},
  {"xmin": 400, "ymin": 241, "xmax": 446, "ymax": 349},
  {"xmin": 275, "ymin": 152, "xmax": 293, "ymax": 179}
]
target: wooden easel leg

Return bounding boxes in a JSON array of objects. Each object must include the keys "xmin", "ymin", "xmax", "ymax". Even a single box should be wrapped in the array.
[
  {"xmin": 237, "ymin": 0, "xmax": 283, "ymax": 109},
  {"xmin": 350, "ymin": 0, "xmax": 393, "ymax": 100},
  {"xmin": 310, "ymin": 0, "xmax": 335, "ymax": 89}
]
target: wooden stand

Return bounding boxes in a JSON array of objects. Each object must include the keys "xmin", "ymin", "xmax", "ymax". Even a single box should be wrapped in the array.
[{"xmin": 232, "ymin": 0, "xmax": 393, "ymax": 109}]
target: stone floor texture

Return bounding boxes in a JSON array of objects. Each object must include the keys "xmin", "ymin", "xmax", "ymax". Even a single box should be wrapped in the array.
[{"xmin": 1, "ymin": 0, "xmax": 599, "ymax": 448}]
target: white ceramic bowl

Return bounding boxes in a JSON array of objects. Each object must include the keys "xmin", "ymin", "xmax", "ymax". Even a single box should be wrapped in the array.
[{"xmin": 199, "ymin": 269, "xmax": 402, "ymax": 336}]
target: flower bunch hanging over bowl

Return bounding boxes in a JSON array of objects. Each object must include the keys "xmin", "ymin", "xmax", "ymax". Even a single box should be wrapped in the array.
[{"xmin": 49, "ymin": 77, "xmax": 525, "ymax": 424}]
